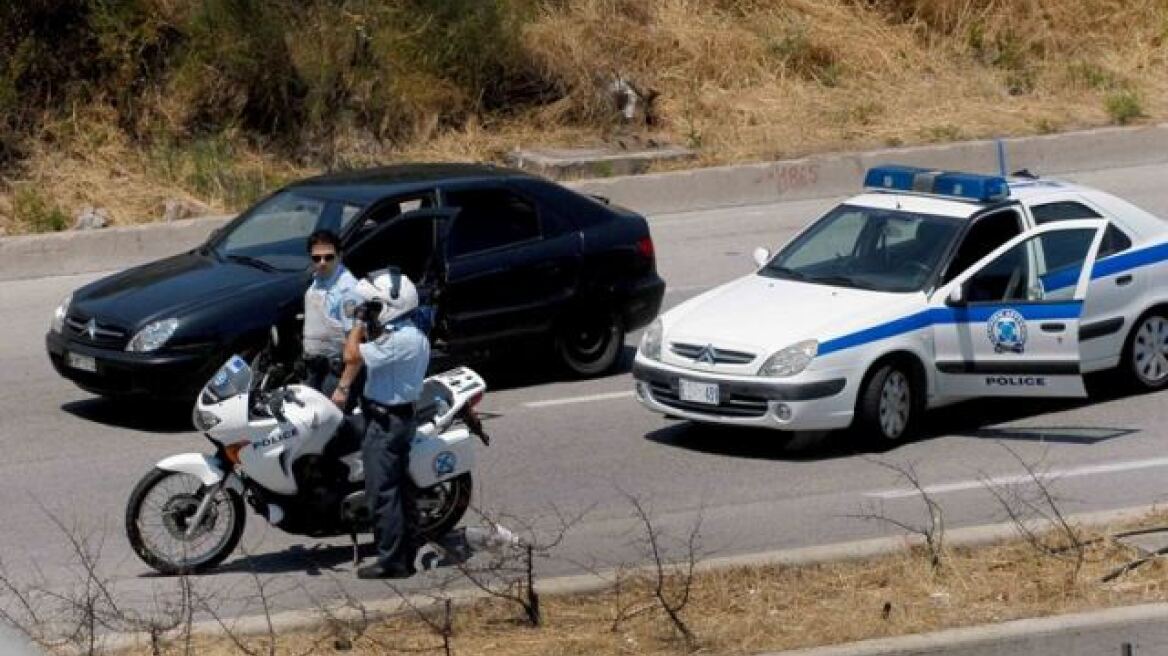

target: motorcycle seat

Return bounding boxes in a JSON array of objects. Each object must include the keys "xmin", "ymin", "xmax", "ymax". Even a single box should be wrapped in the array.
[{"xmin": 415, "ymin": 379, "xmax": 454, "ymax": 424}]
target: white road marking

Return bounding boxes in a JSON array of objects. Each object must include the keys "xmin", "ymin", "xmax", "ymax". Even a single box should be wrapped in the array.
[
  {"xmin": 864, "ymin": 457, "xmax": 1168, "ymax": 500},
  {"xmin": 523, "ymin": 390, "xmax": 636, "ymax": 408}
]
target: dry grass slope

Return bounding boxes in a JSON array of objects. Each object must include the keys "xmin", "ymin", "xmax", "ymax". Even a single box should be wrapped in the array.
[{"xmin": 1, "ymin": 0, "xmax": 1166, "ymax": 234}]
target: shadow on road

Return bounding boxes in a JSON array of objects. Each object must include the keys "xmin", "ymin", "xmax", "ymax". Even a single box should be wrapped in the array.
[
  {"xmin": 643, "ymin": 420, "xmax": 860, "ymax": 462},
  {"xmin": 472, "ymin": 344, "xmax": 636, "ymax": 393},
  {"xmin": 645, "ymin": 372, "xmax": 1146, "ymax": 459},
  {"xmin": 60, "ymin": 397, "xmax": 194, "ymax": 434},
  {"xmin": 147, "ymin": 530, "xmax": 475, "ymax": 578}
]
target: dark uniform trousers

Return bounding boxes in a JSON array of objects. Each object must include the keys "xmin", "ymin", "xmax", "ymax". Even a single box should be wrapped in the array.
[
  {"xmin": 305, "ymin": 355, "xmax": 363, "ymax": 412},
  {"xmin": 304, "ymin": 355, "xmax": 341, "ymax": 396},
  {"xmin": 360, "ymin": 398, "xmax": 420, "ymax": 568}
]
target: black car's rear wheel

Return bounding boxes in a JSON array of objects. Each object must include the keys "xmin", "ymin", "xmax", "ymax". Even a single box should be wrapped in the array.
[{"xmin": 556, "ymin": 312, "xmax": 624, "ymax": 377}]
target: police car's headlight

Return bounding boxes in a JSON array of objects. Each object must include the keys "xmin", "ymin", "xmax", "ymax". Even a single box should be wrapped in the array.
[
  {"xmin": 50, "ymin": 293, "xmax": 72, "ymax": 334},
  {"xmin": 639, "ymin": 319, "xmax": 663, "ymax": 361},
  {"xmin": 758, "ymin": 340, "xmax": 818, "ymax": 377},
  {"xmin": 126, "ymin": 318, "xmax": 180, "ymax": 352}
]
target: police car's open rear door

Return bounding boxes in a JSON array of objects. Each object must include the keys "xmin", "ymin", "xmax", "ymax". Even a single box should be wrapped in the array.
[{"xmin": 930, "ymin": 219, "xmax": 1107, "ymax": 398}]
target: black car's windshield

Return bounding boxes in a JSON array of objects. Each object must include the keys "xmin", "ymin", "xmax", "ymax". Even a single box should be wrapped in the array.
[
  {"xmin": 761, "ymin": 204, "xmax": 962, "ymax": 292},
  {"xmin": 213, "ymin": 191, "xmax": 363, "ymax": 270}
]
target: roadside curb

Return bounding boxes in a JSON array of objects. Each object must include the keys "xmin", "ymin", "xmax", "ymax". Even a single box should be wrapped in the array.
[
  {"xmin": 4, "ymin": 123, "xmax": 1168, "ymax": 283},
  {"xmin": 101, "ymin": 503, "xmax": 1163, "ymax": 652},
  {"xmin": 761, "ymin": 603, "xmax": 1168, "ymax": 656}
]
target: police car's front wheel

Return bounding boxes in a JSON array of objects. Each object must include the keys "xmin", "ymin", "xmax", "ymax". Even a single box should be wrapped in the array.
[
  {"xmin": 1125, "ymin": 311, "xmax": 1168, "ymax": 390},
  {"xmin": 856, "ymin": 362, "xmax": 920, "ymax": 448}
]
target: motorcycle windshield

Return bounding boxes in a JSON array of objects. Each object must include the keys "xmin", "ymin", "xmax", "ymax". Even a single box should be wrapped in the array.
[{"xmin": 205, "ymin": 355, "xmax": 253, "ymax": 401}]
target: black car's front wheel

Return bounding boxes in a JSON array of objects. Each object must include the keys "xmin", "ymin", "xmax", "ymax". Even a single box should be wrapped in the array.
[{"xmin": 555, "ymin": 312, "xmax": 624, "ymax": 377}]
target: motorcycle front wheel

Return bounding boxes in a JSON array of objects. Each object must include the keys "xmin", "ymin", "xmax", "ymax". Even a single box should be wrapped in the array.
[
  {"xmin": 415, "ymin": 473, "xmax": 472, "ymax": 541},
  {"xmin": 125, "ymin": 468, "xmax": 246, "ymax": 575}
]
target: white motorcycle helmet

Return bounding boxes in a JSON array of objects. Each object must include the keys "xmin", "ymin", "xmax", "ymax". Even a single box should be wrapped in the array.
[{"xmin": 352, "ymin": 268, "xmax": 419, "ymax": 325}]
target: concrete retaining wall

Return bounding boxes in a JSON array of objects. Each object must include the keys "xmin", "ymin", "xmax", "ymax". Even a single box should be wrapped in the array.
[{"xmin": 4, "ymin": 123, "xmax": 1167, "ymax": 282}]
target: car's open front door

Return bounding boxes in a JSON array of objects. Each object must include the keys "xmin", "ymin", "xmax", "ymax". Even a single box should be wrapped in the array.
[{"xmin": 930, "ymin": 219, "xmax": 1107, "ymax": 398}]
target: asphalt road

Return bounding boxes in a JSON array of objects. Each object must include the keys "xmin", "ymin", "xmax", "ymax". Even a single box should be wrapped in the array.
[{"xmin": 3, "ymin": 163, "xmax": 1168, "ymax": 625}]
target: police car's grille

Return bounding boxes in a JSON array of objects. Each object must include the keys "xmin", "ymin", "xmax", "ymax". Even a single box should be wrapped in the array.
[
  {"xmin": 648, "ymin": 381, "xmax": 768, "ymax": 417},
  {"xmin": 65, "ymin": 314, "xmax": 129, "ymax": 348},
  {"xmin": 670, "ymin": 342, "xmax": 756, "ymax": 365}
]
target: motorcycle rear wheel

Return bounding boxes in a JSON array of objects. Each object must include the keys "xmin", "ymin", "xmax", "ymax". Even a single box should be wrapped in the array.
[
  {"xmin": 125, "ymin": 468, "xmax": 246, "ymax": 575},
  {"xmin": 415, "ymin": 473, "xmax": 472, "ymax": 541}
]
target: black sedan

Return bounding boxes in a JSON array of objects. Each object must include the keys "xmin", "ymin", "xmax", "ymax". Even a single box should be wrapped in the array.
[{"xmin": 46, "ymin": 163, "xmax": 665, "ymax": 400}]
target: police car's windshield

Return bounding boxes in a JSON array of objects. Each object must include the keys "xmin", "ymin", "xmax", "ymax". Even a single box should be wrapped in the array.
[{"xmin": 762, "ymin": 204, "xmax": 962, "ymax": 292}]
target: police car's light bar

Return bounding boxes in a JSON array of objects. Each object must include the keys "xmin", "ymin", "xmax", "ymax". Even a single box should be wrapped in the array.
[{"xmin": 863, "ymin": 164, "xmax": 1010, "ymax": 202}]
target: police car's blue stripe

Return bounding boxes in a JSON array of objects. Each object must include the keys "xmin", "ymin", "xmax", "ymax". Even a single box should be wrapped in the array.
[
  {"xmin": 1044, "ymin": 243, "xmax": 1168, "ymax": 292},
  {"xmin": 1092, "ymin": 242, "xmax": 1168, "ymax": 279},
  {"xmin": 817, "ymin": 302, "xmax": 1082, "ymax": 357}
]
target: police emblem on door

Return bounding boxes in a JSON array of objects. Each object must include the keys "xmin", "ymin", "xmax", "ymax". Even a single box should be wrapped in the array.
[{"xmin": 987, "ymin": 309, "xmax": 1027, "ymax": 354}]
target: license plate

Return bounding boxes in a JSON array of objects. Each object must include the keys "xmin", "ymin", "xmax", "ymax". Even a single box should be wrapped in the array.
[
  {"xmin": 65, "ymin": 352, "xmax": 97, "ymax": 373},
  {"xmin": 678, "ymin": 379, "xmax": 719, "ymax": 405}
]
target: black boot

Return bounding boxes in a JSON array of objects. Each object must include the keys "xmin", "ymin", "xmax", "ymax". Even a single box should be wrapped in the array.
[{"xmin": 357, "ymin": 562, "xmax": 416, "ymax": 579}]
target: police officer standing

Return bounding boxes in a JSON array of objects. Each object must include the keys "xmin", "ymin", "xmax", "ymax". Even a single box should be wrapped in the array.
[
  {"xmin": 335, "ymin": 269, "xmax": 430, "ymax": 579},
  {"xmin": 302, "ymin": 230, "xmax": 358, "ymax": 401}
]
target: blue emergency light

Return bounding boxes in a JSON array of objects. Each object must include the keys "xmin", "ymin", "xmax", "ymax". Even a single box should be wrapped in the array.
[{"xmin": 863, "ymin": 164, "xmax": 1010, "ymax": 203}]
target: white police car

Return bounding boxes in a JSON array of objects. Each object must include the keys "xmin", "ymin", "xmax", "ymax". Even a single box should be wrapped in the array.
[{"xmin": 633, "ymin": 165, "xmax": 1168, "ymax": 445}]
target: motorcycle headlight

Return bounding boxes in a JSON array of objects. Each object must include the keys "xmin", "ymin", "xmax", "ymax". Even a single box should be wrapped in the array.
[
  {"xmin": 126, "ymin": 318, "xmax": 180, "ymax": 353},
  {"xmin": 50, "ymin": 293, "xmax": 72, "ymax": 334},
  {"xmin": 639, "ymin": 318, "xmax": 663, "ymax": 361},
  {"xmin": 193, "ymin": 408, "xmax": 221, "ymax": 432},
  {"xmin": 758, "ymin": 339, "xmax": 818, "ymax": 377}
]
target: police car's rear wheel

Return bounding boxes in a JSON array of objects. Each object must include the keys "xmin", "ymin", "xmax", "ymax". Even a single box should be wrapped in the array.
[
  {"xmin": 1126, "ymin": 312, "xmax": 1168, "ymax": 390},
  {"xmin": 857, "ymin": 363, "xmax": 919, "ymax": 447}
]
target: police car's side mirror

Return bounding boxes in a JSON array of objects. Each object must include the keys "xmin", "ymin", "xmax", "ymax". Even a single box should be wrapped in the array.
[
  {"xmin": 752, "ymin": 247, "xmax": 771, "ymax": 268},
  {"xmin": 946, "ymin": 285, "xmax": 966, "ymax": 307}
]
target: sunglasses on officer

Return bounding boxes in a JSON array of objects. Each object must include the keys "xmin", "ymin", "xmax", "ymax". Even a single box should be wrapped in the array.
[{"xmin": 311, "ymin": 254, "xmax": 336, "ymax": 263}]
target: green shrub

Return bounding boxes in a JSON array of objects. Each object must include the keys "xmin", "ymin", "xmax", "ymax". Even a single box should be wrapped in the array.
[
  {"xmin": 1105, "ymin": 91, "xmax": 1144, "ymax": 125},
  {"xmin": 1067, "ymin": 61, "xmax": 1125, "ymax": 91},
  {"xmin": 13, "ymin": 185, "xmax": 68, "ymax": 233},
  {"xmin": 764, "ymin": 22, "xmax": 840, "ymax": 85}
]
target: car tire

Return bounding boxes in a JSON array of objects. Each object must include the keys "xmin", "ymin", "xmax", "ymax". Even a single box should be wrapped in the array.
[
  {"xmin": 556, "ymin": 311, "xmax": 625, "ymax": 377},
  {"xmin": 856, "ymin": 361, "xmax": 920, "ymax": 449},
  {"xmin": 1123, "ymin": 310, "xmax": 1168, "ymax": 391}
]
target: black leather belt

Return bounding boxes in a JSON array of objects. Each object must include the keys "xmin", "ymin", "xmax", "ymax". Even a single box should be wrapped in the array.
[{"xmin": 361, "ymin": 398, "xmax": 415, "ymax": 418}]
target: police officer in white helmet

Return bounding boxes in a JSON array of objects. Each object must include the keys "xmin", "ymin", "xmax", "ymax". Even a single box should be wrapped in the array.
[{"xmin": 335, "ymin": 268, "xmax": 430, "ymax": 579}]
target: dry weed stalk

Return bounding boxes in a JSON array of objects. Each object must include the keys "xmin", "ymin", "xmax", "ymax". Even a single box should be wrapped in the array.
[
  {"xmin": 853, "ymin": 458, "xmax": 946, "ymax": 571},
  {"xmin": 623, "ymin": 494, "xmax": 704, "ymax": 650},
  {"xmin": 445, "ymin": 504, "xmax": 588, "ymax": 629},
  {"xmin": 978, "ymin": 442, "xmax": 1089, "ymax": 582}
]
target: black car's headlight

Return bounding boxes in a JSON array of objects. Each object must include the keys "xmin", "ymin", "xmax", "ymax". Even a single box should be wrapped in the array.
[
  {"xmin": 50, "ymin": 293, "xmax": 72, "ymax": 334},
  {"xmin": 126, "ymin": 318, "xmax": 180, "ymax": 353}
]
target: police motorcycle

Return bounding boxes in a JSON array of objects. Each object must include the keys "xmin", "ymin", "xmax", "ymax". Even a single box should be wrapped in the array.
[{"xmin": 124, "ymin": 347, "xmax": 490, "ymax": 575}]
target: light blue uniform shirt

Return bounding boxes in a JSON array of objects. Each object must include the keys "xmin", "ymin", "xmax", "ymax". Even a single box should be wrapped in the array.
[
  {"xmin": 359, "ymin": 320, "xmax": 430, "ymax": 405},
  {"xmin": 303, "ymin": 265, "xmax": 359, "ymax": 357}
]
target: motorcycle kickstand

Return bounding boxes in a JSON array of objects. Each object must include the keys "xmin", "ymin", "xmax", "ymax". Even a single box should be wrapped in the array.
[{"xmin": 350, "ymin": 530, "xmax": 360, "ymax": 566}]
